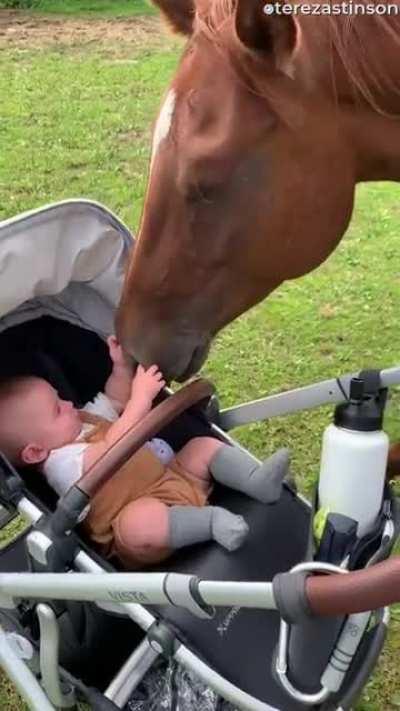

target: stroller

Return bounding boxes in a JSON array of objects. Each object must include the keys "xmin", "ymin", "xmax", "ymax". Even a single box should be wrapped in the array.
[{"xmin": 0, "ymin": 198, "xmax": 399, "ymax": 711}]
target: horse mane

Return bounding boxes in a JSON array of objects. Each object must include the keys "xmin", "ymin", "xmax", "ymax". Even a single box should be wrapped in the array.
[{"xmin": 196, "ymin": 0, "xmax": 400, "ymax": 115}]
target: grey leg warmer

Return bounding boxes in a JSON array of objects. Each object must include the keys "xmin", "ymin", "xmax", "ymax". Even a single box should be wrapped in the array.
[
  {"xmin": 209, "ymin": 445, "xmax": 290, "ymax": 504},
  {"xmin": 169, "ymin": 506, "xmax": 249, "ymax": 552}
]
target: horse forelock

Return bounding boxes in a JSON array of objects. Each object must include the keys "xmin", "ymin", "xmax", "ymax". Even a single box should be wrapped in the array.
[{"xmin": 193, "ymin": 0, "xmax": 400, "ymax": 115}]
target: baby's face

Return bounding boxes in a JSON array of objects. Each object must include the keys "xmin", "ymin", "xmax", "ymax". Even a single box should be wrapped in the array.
[{"xmin": 19, "ymin": 380, "xmax": 82, "ymax": 452}]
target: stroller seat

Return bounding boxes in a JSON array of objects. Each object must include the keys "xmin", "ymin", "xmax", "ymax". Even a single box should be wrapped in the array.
[
  {"xmin": 0, "ymin": 319, "xmax": 391, "ymax": 710},
  {"xmin": 0, "ymin": 315, "xmax": 313, "ymax": 708},
  {"xmin": 0, "ymin": 316, "xmax": 392, "ymax": 711}
]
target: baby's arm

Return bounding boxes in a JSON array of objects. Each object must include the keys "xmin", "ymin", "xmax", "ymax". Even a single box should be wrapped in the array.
[
  {"xmin": 83, "ymin": 365, "xmax": 166, "ymax": 474},
  {"xmin": 104, "ymin": 336, "xmax": 134, "ymax": 412}
]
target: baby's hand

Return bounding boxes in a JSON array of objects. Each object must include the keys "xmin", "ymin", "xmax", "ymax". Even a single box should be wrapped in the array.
[
  {"xmin": 131, "ymin": 364, "xmax": 166, "ymax": 404},
  {"xmin": 108, "ymin": 336, "xmax": 129, "ymax": 368}
]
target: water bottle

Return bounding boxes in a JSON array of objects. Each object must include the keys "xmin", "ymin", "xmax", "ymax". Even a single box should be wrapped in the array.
[{"xmin": 318, "ymin": 377, "xmax": 389, "ymax": 539}]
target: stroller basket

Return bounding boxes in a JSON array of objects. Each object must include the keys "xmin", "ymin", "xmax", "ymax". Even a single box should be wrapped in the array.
[{"xmin": 0, "ymin": 200, "xmax": 399, "ymax": 711}]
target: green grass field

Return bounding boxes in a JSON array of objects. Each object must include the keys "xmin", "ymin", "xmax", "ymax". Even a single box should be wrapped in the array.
[
  {"xmin": 32, "ymin": 0, "xmax": 155, "ymax": 15},
  {"xmin": 1, "ymin": 1, "xmax": 400, "ymax": 708},
  {"xmin": 0, "ymin": 0, "xmax": 155, "ymax": 15}
]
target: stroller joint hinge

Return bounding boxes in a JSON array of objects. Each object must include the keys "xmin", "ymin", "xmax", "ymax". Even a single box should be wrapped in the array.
[
  {"xmin": 148, "ymin": 621, "xmax": 178, "ymax": 658},
  {"xmin": 163, "ymin": 574, "xmax": 215, "ymax": 619},
  {"xmin": 27, "ymin": 531, "xmax": 53, "ymax": 567},
  {"xmin": 28, "ymin": 517, "xmax": 79, "ymax": 572}
]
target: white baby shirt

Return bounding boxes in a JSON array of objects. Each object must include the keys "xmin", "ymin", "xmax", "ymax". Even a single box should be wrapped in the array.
[{"xmin": 43, "ymin": 393, "xmax": 174, "ymax": 497}]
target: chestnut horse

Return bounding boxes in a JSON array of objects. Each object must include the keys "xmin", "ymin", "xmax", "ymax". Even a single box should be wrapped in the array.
[{"xmin": 117, "ymin": 0, "xmax": 400, "ymax": 382}]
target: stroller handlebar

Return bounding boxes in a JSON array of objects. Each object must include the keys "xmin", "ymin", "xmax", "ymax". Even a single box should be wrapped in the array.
[{"xmin": 305, "ymin": 557, "xmax": 400, "ymax": 616}]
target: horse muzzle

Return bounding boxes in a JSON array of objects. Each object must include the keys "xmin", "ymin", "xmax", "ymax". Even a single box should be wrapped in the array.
[{"xmin": 119, "ymin": 322, "xmax": 211, "ymax": 383}]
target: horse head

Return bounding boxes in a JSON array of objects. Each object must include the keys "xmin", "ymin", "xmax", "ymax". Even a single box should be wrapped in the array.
[{"xmin": 117, "ymin": 0, "xmax": 397, "ymax": 381}]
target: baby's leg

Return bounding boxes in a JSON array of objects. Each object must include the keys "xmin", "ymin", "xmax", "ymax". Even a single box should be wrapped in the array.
[
  {"xmin": 172, "ymin": 437, "xmax": 223, "ymax": 487},
  {"xmin": 113, "ymin": 496, "xmax": 249, "ymax": 566},
  {"xmin": 169, "ymin": 505, "xmax": 249, "ymax": 552},
  {"xmin": 113, "ymin": 497, "xmax": 172, "ymax": 567},
  {"xmin": 168, "ymin": 439, "xmax": 248, "ymax": 552},
  {"xmin": 175, "ymin": 437, "xmax": 290, "ymax": 504}
]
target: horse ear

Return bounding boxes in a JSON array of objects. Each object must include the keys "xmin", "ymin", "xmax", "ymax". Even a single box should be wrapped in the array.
[
  {"xmin": 151, "ymin": 0, "xmax": 195, "ymax": 35},
  {"xmin": 235, "ymin": 0, "xmax": 300, "ymax": 75}
]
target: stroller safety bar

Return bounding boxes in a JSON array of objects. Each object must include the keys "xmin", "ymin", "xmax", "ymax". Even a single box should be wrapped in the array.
[
  {"xmin": 219, "ymin": 365, "xmax": 400, "ymax": 429},
  {"xmin": 0, "ymin": 572, "xmax": 277, "ymax": 616},
  {"xmin": 0, "ymin": 556, "xmax": 399, "ymax": 619}
]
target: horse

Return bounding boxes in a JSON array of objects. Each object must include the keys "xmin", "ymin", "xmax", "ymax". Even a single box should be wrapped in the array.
[{"xmin": 116, "ymin": 0, "xmax": 400, "ymax": 382}]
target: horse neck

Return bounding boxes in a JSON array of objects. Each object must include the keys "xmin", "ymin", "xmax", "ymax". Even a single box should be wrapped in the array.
[
  {"xmin": 305, "ymin": 14, "xmax": 400, "ymax": 182},
  {"xmin": 342, "ymin": 108, "xmax": 400, "ymax": 182}
]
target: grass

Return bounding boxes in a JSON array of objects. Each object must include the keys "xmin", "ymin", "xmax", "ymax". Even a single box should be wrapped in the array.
[
  {"xmin": 0, "ymin": 15, "xmax": 180, "ymax": 225},
  {"xmin": 32, "ymin": 0, "xmax": 156, "ymax": 16},
  {"xmin": 1, "ymin": 2, "xmax": 400, "ymax": 709},
  {"xmin": 0, "ymin": 0, "xmax": 156, "ymax": 16}
]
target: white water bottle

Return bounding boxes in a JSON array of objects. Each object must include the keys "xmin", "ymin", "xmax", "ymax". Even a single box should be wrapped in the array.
[{"xmin": 318, "ymin": 378, "xmax": 389, "ymax": 539}]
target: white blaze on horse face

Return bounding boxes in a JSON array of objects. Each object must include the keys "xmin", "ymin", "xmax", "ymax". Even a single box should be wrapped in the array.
[
  {"xmin": 135, "ymin": 89, "xmax": 176, "ymax": 250},
  {"xmin": 150, "ymin": 89, "xmax": 177, "ymax": 172}
]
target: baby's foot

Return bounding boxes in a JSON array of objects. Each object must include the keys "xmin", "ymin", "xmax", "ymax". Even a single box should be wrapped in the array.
[
  {"xmin": 251, "ymin": 447, "xmax": 291, "ymax": 504},
  {"xmin": 210, "ymin": 507, "xmax": 249, "ymax": 551}
]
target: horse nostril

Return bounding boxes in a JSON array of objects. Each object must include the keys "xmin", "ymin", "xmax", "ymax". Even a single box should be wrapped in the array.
[{"xmin": 117, "ymin": 324, "xmax": 210, "ymax": 383}]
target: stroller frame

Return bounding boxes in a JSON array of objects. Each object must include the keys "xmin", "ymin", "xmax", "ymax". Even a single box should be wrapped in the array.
[
  {"xmin": 0, "ymin": 368, "xmax": 399, "ymax": 711},
  {"xmin": 0, "ymin": 200, "xmax": 399, "ymax": 711}
]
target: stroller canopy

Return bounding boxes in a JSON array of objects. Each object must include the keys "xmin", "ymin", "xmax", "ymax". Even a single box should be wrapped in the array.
[{"xmin": 0, "ymin": 200, "xmax": 133, "ymax": 338}]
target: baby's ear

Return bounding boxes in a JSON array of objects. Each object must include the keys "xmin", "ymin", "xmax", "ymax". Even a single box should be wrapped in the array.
[{"xmin": 21, "ymin": 443, "xmax": 48, "ymax": 466}]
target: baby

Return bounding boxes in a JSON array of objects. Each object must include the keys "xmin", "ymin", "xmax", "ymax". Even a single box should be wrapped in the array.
[{"xmin": 0, "ymin": 338, "xmax": 290, "ymax": 568}]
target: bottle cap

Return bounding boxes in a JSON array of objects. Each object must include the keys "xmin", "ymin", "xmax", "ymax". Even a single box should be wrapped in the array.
[{"xmin": 334, "ymin": 378, "xmax": 384, "ymax": 432}]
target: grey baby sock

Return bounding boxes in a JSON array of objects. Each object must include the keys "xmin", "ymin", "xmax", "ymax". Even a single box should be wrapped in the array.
[
  {"xmin": 209, "ymin": 445, "xmax": 290, "ymax": 504},
  {"xmin": 169, "ymin": 505, "xmax": 249, "ymax": 552}
]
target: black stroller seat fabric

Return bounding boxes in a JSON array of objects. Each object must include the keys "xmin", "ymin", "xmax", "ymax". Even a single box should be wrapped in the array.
[{"xmin": 0, "ymin": 316, "xmax": 111, "ymax": 404}]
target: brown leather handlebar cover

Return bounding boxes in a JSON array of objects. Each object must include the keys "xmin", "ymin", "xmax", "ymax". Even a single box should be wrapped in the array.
[
  {"xmin": 306, "ymin": 557, "xmax": 400, "ymax": 616},
  {"xmin": 387, "ymin": 442, "xmax": 400, "ymax": 479},
  {"xmin": 76, "ymin": 379, "xmax": 215, "ymax": 498}
]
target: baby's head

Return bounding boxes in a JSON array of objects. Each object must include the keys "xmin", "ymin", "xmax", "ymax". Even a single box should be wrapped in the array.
[{"xmin": 0, "ymin": 376, "xmax": 82, "ymax": 467}]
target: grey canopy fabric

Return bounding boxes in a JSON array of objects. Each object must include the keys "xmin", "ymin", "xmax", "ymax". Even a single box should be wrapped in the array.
[{"xmin": 0, "ymin": 199, "xmax": 134, "ymax": 338}]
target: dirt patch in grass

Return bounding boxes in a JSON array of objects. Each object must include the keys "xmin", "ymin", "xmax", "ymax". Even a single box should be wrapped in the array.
[{"xmin": 0, "ymin": 10, "xmax": 170, "ymax": 49}]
